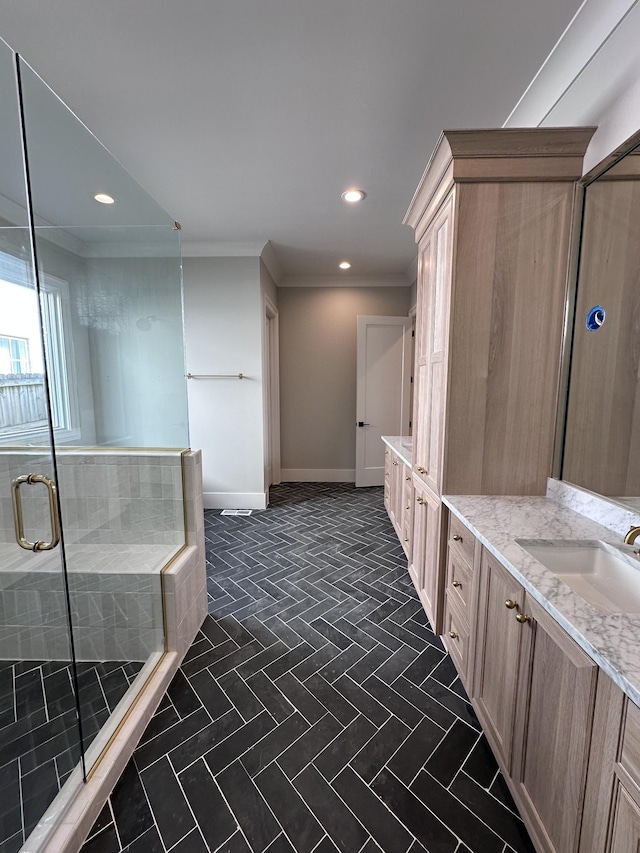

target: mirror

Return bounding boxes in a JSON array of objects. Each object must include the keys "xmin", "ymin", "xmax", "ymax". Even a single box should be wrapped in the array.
[{"xmin": 561, "ymin": 141, "xmax": 640, "ymax": 511}]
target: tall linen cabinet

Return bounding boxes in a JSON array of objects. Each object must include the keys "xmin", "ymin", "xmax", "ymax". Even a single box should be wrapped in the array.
[{"xmin": 404, "ymin": 128, "xmax": 594, "ymax": 632}]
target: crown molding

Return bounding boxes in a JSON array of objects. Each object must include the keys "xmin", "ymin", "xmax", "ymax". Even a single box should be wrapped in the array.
[
  {"xmin": 278, "ymin": 274, "xmax": 411, "ymax": 288},
  {"xmin": 259, "ymin": 240, "xmax": 284, "ymax": 284},
  {"xmin": 503, "ymin": 0, "xmax": 638, "ymax": 128},
  {"xmin": 181, "ymin": 240, "xmax": 269, "ymax": 258}
]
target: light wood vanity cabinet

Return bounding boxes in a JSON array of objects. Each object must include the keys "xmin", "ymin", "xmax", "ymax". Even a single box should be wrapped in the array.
[
  {"xmin": 580, "ymin": 677, "xmax": 640, "ymax": 853},
  {"xmin": 385, "ymin": 446, "xmax": 413, "ymax": 557},
  {"xmin": 405, "ymin": 128, "xmax": 594, "ymax": 634},
  {"xmin": 442, "ymin": 513, "xmax": 479, "ymax": 687},
  {"xmin": 451, "ymin": 514, "xmax": 602, "ymax": 853},
  {"xmin": 511, "ymin": 593, "xmax": 598, "ymax": 853},
  {"xmin": 409, "ymin": 480, "xmax": 441, "ymax": 629},
  {"xmin": 473, "ymin": 549, "xmax": 526, "ymax": 771},
  {"xmin": 401, "ymin": 463, "xmax": 413, "ymax": 558}
]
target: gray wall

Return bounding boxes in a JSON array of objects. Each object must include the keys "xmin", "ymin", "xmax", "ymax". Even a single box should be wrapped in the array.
[{"xmin": 279, "ymin": 286, "xmax": 411, "ymax": 479}]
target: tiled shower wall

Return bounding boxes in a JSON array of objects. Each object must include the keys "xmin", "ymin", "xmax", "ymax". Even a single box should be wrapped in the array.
[
  {"xmin": 0, "ymin": 449, "xmax": 184, "ymax": 547},
  {"xmin": 0, "ymin": 449, "xmax": 189, "ymax": 662}
]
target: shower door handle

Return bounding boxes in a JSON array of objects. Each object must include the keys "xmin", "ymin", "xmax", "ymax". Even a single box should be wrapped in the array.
[{"xmin": 11, "ymin": 473, "xmax": 61, "ymax": 552}]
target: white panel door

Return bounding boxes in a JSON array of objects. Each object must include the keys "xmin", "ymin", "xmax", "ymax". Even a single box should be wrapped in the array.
[{"xmin": 356, "ymin": 315, "xmax": 412, "ymax": 487}]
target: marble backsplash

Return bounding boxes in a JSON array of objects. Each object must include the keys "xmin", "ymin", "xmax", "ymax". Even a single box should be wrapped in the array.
[{"xmin": 547, "ymin": 479, "xmax": 640, "ymax": 538}]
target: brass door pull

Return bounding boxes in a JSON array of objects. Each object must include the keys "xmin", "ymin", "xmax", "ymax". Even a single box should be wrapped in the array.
[
  {"xmin": 453, "ymin": 534, "xmax": 463, "ymax": 542},
  {"xmin": 393, "ymin": 460, "xmax": 398, "ymax": 466},
  {"xmin": 452, "ymin": 580, "xmax": 461, "ymax": 588},
  {"xmin": 449, "ymin": 631, "xmax": 459, "ymax": 639},
  {"xmin": 505, "ymin": 599, "xmax": 519, "ymax": 609},
  {"xmin": 515, "ymin": 613, "xmax": 530, "ymax": 624},
  {"xmin": 405, "ymin": 476, "xmax": 411, "ymax": 481},
  {"xmin": 417, "ymin": 466, "xmax": 426, "ymax": 474},
  {"xmin": 417, "ymin": 497, "xmax": 426, "ymax": 505},
  {"xmin": 11, "ymin": 473, "xmax": 61, "ymax": 552}
]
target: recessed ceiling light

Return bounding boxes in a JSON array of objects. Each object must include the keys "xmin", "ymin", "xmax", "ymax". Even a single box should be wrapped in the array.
[
  {"xmin": 341, "ymin": 188, "xmax": 366, "ymax": 203},
  {"xmin": 339, "ymin": 261, "xmax": 351, "ymax": 270},
  {"xmin": 94, "ymin": 192, "xmax": 116, "ymax": 205}
]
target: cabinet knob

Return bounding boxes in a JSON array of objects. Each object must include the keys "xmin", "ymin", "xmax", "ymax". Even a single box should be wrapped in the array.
[
  {"xmin": 515, "ymin": 612, "xmax": 530, "ymax": 624},
  {"xmin": 404, "ymin": 537, "xmax": 409, "ymax": 542},
  {"xmin": 405, "ymin": 476, "xmax": 411, "ymax": 481},
  {"xmin": 452, "ymin": 580, "xmax": 461, "ymax": 588},
  {"xmin": 453, "ymin": 534, "xmax": 463, "ymax": 542},
  {"xmin": 417, "ymin": 466, "xmax": 426, "ymax": 474},
  {"xmin": 417, "ymin": 497, "xmax": 426, "ymax": 505},
  {"xmin": 393, "ymin": 460, "xmax": 398, "ymax": 466},
  {"xmin": 505, "ymin": 599, "xmax": 519, "ymax": 610},
  {"xmin": 449, "ymin": 631, "xmax": 459, "ymax": 640}
]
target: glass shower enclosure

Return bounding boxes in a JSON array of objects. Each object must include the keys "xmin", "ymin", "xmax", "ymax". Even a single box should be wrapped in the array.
[{"xmin": 0, "ymin": 39, "xmax": 189, "ymax": 851}]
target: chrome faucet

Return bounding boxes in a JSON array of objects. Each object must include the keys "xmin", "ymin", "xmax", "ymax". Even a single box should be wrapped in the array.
[{"xmin": 624, "ymin": 525, "xmax": 640, "ymax": 546}]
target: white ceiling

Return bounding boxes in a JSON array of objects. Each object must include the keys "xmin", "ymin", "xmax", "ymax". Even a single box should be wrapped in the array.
[{"xmin": 0, "ymin": 0, "xmax": 585, "ymax": 281}]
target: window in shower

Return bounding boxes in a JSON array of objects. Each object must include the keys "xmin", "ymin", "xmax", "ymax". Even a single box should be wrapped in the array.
[
  {"xmin": 0, "ymin": 335, "xmax": 30, "ymax": 372},
  {"xmin": 0, "ymin": 255, "xmax": 79, "ymax": 441}
]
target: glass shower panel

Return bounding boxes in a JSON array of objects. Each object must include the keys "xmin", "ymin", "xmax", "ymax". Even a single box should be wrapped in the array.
[
  {"xmin": 0, "ymin": 41, "xmax": 83, "ymax": 853},
  {"xmin": 18, "ymin": 59, "xmax": 189, "ymax": 772}
]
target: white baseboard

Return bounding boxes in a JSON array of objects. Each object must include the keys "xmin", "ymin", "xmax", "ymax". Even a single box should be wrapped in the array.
[
  {"xmin": 281, "ymin": 468, "xmax": 355, "ymax": 482},
  {"xmin": 204, "ymin": 491, "xmax": 268, "ymax": 510}
]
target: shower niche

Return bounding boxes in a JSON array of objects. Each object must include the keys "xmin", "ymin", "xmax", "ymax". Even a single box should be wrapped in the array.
[{"xmin": 0, "ymin": 38, "xmax": 205, "ymax": 852}]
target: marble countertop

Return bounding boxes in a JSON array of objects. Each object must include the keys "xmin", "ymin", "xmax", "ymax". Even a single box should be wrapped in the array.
[
  {"xmin": 443, "ymin": 494, "xmax": 640, "ymax": 707},
  {"xmin": 381, "ymin": 435, "xmax": 412, "ymax": 467}
]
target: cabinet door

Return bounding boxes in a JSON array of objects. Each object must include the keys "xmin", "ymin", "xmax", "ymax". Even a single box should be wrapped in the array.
[
  {"xmin": 401, "ymin": 464, "xmax": 413, "ymax": 558},
  {"xmin": 413, "ymin": 192, "xmax": 453, "ymax": 493},
  {"xmin": 392, "ymin": 454, "xmax": 403, "ymax": 535},
  {"xmin": 413, "ymin": 232, "xmax": 431, "ymax": 481},
  {"xmin": 384, "ymin": 448, "xmax": 392, "ymax": 515},
  {"xmin": 512, "ymin": 592, "xmax": 599, "ymax": 853},
  {"xmin": 609, "ymin": 783, "xmax": 640, "ymax": 852},
  {"xmin": 409, "ymin": 482, "xmax": 441, "ymax": 631},
  {"xmin": 472, "ymin": 549, "xmax": 525, "ymax": 771}
]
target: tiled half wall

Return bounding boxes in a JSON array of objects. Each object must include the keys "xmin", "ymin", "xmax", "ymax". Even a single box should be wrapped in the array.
[{"xmin": 0, "ymin": 449, "xmax": 205, "ymax": 662}]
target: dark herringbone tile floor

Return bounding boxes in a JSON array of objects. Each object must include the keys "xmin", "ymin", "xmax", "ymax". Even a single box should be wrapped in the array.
[{"xmin": 81, "ymin": 483, "xmax": 534, "ymax": 853}]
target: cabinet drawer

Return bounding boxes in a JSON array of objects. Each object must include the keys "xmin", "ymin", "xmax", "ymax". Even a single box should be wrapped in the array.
[
  {"xmin": 445, "ymin": 546, "xmax": 473, "ymax": 619},
  {"xmin": 448, "ymin": 513, "xmax": 475, "ymax": 566},
  {"xmin": 621, "ymin": 699, "xmax": 640, "ymax": 790},
  {"xmin": 443, "ymin": 595, "xmax": 470, "ymax": 685}
]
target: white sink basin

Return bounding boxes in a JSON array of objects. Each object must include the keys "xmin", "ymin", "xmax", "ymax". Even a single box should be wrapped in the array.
[{"xmin": 515, "ymin": 539, "xmax": 640, "ymax": 613}]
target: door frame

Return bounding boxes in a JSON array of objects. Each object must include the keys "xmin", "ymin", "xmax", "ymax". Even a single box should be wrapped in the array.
[
  {"xmin": 355, "ymin": 314, "xmax": 413, "ymax": 487},
  {"xmin": 263, "ymin": 296, "xmax": 281, "ymax": 490}
]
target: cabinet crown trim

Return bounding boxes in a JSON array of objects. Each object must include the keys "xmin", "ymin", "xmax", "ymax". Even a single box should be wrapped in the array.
[{"xmin": 404, "ymin": 127, "xmax": 596, "ymax": 233}]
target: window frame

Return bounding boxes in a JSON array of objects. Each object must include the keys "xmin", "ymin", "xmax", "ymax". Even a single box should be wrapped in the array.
[{"xmin": 0, "ymin": 255, "xmax": 80, "ymax": 445}]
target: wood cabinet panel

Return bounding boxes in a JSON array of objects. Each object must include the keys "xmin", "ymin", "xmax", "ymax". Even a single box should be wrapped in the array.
[
  {"xmin": 609, "ymin": 783, "xmax": 640, "ymax": 853},
  {"xmin": 445, "ymin": 181, "xmax": 575, "ymax": 495},
  {"xmin": 444, "ymin": 547, "xmax": 473, "ymax": 618},
  {"xmin": 442, "ymin": 594, "xmax": 470, "ymax": 685},
  {"xmin": 512, "ymin": 593, "xmax": 598, "ymax": 853},
  {"xmin": 448, "ymin": 513, "xmax": 475, "ymax": 566},
  {"xmin": 401, "ymin": 465, "xmax": 413, "ymax": 557},
  {"xmin": 621, "ymin": 700, "xmax": 640, "ymax": 790},
  {"xmin": 579, "ymin": 673, "xmax": 625, "ymax": 853},
  {"xmin": 472, "ymin": 550, "xmax": 525, "ymax": 771},
  {"xmin": 410, "ymin": 481, "xmax": 441, "ymax": 631},
  {"xmin": 416, "ymin": 196, "xmax": 453, "ymax": 496}
]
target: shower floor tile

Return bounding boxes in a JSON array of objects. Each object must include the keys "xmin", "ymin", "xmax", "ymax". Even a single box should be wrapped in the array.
[
  {"xmin": 82, "ymin": 483, "xmax": 535, "ymax": 853},
  {"xmin": 0, "ymin": 658, "xmax": 144, "ymax": 852}
]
